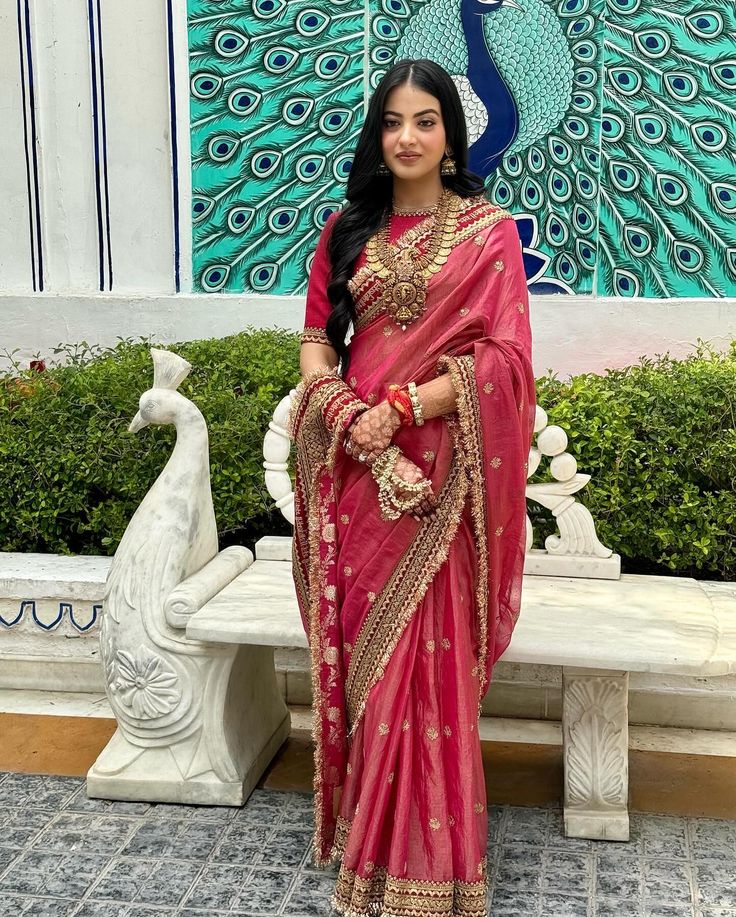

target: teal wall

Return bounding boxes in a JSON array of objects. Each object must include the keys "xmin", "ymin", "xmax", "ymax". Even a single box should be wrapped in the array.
[{"xmin": 187, "ymin": 0, "xmax": 736, "ymax": 298}]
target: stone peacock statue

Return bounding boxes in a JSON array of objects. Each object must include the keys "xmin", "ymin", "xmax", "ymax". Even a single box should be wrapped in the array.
[{"xmin": 88, "ymin": 348, "xmax": 290, "ymax": 805}]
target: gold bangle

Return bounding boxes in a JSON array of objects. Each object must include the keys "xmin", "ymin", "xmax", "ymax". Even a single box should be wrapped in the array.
[
  {"xmin": 407, "ymin": 382, "xmax": 424, "ymax": 426},
  {"xmin": 371, "ymin": 446, "xmax": 430, "ymax": 520}
]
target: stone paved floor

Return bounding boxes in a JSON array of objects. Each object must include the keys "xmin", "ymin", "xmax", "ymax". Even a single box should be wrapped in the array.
[{"xmin": 0, "ymin": 773, "xmax": 735, "ymax": 916}]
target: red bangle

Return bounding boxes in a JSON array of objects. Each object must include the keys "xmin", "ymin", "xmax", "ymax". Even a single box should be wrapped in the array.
[{"xmin": 387, "ymin": 384, "xmax": 415, "ymax": 426}]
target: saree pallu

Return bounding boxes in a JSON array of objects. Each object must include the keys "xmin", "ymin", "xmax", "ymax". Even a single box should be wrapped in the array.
[{"xmin": 290, "ymin": 195, "xmax": 536, "ymax": 917}]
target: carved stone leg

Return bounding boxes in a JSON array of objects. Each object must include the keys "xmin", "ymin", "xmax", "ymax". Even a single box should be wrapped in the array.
[
  {"xmin": 562, "ymin": 667, "xmax": 629, "ymax": 841},
  {"xmin": 87, "ymin": 644, "xmax": 290, "ymax": 806}
]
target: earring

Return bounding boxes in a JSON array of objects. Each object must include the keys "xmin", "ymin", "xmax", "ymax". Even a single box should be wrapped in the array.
[
  {"xmin": 440, "ymin": 153, "xmax": 456, "ymax": 176},
  {"xmin": 377, "ymin": 161, "xmax": 390, "ymax": 175}
]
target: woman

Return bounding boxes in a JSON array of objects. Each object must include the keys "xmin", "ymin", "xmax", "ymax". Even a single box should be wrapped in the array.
[{"xmin": 289, "ymin": 58, "xmax": 536, "ymax": 917}]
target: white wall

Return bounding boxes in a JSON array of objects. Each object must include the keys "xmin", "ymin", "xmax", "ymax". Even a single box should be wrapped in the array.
[
  {"xmin": 0, "ymin": 0, "xmax": 733, "ymax": 380},
  {"xmin": 2, "ymin": 292, "xmax": 734, "ymax": 380},
  {"xmin": 0, "ymin": 0, "xmax": 187, "ymax": 296}
]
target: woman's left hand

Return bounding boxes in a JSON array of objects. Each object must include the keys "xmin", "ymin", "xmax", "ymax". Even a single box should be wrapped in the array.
[{"xmin": 344, "ymin": 401, "xmax": 402, "ymax": 465}]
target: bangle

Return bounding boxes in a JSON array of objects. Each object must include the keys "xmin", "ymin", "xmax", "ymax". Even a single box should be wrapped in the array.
[
  {"xmin": 387, "ymin": 384, "xmax": 415, "ymax": 426},
  {"xmin": 371, "ymin": 445, "xmax": 431, "ymax": 521},
  {"xmin": 407, "ymin": 382, "xmax": 424, "ymax": 426}
]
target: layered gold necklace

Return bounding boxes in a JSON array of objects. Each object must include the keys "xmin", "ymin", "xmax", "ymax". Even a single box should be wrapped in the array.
[{"xmin": 364, "ymin": 187, "xmax": 462, "ymax": 331}]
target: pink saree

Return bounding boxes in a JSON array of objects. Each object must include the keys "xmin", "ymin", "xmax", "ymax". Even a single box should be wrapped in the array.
[{"xmin": 290, "ymin": 192, "xmax": 536, "ymax": 917}]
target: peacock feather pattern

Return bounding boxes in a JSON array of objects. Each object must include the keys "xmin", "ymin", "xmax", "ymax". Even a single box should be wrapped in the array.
[
  {"xmin": 380, "ymin": 0, "xmax": 603, "ymax": 294},
  {"xmin": 188, "ymin": 0, "xmax": 364, "ymax": 294},
  {"xmin": 188, "ymin": 0, "xmax": 736, "ymax": 298},
  {"xmin": 599, "ymin": 0, "xmax": 736, "ymax": 297}
]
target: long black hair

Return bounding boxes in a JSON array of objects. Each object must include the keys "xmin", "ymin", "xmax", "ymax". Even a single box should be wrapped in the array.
[{"xmin": 324, "ymin": 59, "xmax": 486, "ymax": 374}]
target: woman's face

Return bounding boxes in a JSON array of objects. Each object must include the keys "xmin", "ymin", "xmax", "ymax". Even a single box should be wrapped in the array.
[{"xmin": 381, "ymin": 83, "xmax": 448, "ymax": 181}]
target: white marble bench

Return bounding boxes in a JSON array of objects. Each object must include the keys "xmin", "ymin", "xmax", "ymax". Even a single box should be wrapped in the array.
[
  {"xmin": 83, "ymin": 351, "xmax": 736, "ymax": 841},
  {"xmin": 186, "ymin": 535, "xmax": 736, "ymax": 843}
]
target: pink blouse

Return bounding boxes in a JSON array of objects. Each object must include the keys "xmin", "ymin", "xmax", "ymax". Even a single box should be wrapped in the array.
[{"xmin": 301, "ymin": 211, "xmax": 428, "ymax": 346}]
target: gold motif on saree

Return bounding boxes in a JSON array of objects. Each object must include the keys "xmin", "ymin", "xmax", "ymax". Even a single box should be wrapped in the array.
[
  {"xmin": 483, "ymin": 382, "xmax": 494, "ymax": 394},
  {"xmin": 402, "ymin": 719, "xmax": 410, "ymax": 731},
  {"xmin": 436, "ymin": 354, "xmax": 495, "ymax": 721},
  {"xmin": 426, "ymin": 726, "xmax": 439, "ymax": 741},
  {"xmin": 429, "ymin": 817, "xmax": 441, "ymax": 830},
  {"xmin": 490, "ymin": 456, "xmax": 502, "ymax": 469},
  {"xmin": 345, "ymin": 461, "xmax": 469, "ymax": 731},
  {"xmin": 426, "ymin": 640, "xmax": 435, "ymax": 652},
  {"xmin": 378, "ymin": 722, "xmax": 389, "ymax": 735},
  {"xmin": 493, "ymin": 259, "xmax": 505, "ymax": 271},
  {"xmin": 443, "ymin": 725, "xmax": 452, "ymax": 737},
  {"xmin": 441, "ymin": 637, "xmax": 451, "ymax": 650}
]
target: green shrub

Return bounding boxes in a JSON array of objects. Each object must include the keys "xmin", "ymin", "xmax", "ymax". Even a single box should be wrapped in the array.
[
  {"xmin": 534, "ymin": 340, "xmax": 735, "ymax": 580},
  {"xmin": 0, "ymin": 333, "xmax": 733, "ymax": 579},
  {"xmin": 0, "ymin": 331, "xmax": 301, "ymax": 555}
]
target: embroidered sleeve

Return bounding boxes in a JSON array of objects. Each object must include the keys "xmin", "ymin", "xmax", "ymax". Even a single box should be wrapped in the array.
[{"xmin": 302, "ymin": 212, "xmax": 340, "ymax": 347}]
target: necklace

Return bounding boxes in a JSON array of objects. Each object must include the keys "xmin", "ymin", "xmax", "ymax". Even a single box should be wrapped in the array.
[
  {"xmin": 391, "ymin": 201, "xmax": 440, "ymax": 216},
  {"xmin": 365, "ymin": 188, "xmax": 461, "ymax": 331}
]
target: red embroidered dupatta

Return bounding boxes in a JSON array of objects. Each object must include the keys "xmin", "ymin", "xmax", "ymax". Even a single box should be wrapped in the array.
[{"xmin": 290, "ymin": 192, "xmax": 536, "ymax": 915}]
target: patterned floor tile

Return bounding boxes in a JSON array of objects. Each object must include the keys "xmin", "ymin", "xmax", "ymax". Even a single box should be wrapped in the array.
[
  {"xmin": 0, "ymin": 774, "xmax": 733, "ymax": 916},
  {"xmin": 87, "ymin": 857, "xmax": 202, "ymax": 908},
  {"xmin": 0, "ymin": 850, "xmax": 109, "ymax": 898}
]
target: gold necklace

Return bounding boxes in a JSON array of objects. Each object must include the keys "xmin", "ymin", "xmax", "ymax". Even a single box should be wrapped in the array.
[
  {"xmin": 365, "ymin": 188, "xmax": 461, "ymax": 331},
  {"xmin": 391, "ymin": 200, "xmax": 440, "ymax": 216}
]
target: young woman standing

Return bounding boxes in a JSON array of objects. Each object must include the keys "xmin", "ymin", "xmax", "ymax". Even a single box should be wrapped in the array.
[{"xmin": 289, "ymin": 58, "xmax": 536, "ymax": 917}]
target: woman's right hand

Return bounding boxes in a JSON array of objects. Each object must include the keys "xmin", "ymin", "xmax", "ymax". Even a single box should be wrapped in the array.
[{"xmin": 392, "ymin": 453, "xmax": 438, "ymax": 520}]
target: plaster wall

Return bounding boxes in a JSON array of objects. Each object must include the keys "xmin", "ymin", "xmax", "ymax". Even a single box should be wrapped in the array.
[{"xmin": 2, "ymin": 292, "xmax": 734, "ymax": 380}]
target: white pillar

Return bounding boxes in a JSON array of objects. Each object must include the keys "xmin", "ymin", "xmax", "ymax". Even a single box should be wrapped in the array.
[{"xmin": 562, "ymin": 666, "xmax": 630, "ymax": 841}]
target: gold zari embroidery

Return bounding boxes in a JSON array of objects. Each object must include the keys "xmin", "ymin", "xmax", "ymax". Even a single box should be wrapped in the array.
[
  {"xmin": 301, "ymin": 326, "xmax": 331, "ymax": 346},
  {"xmin": 436, "ymin": 355, "xmax": 490, "ymax": 719},
  {"xmin": 345, "ymin": 460, "xmax": 469, "ymax": 732},
  {"xmin": 350, "ymin": 196, "xmax": 511, "ymax": 334},
  {"xmin": 331, "ymin": 858, "xmax": 488, "ymax": 917}
]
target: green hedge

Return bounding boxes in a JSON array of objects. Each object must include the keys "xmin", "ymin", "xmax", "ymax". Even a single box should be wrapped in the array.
[
  {"xmin": 0, "ymin": 331, "xmax": 301, "ymax": 556},
  {"xmin": 533, "ymin": 340, "xmax": 735, "ymax": 580},
  {"xmin": 0, "ymin": 333, "xmax": 733, "ymax": 579}
]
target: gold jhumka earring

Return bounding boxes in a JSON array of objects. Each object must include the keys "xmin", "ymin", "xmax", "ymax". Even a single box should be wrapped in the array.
[{"xmin": 440, "ymin": 153, "xmax": 456, "ymax": 176}]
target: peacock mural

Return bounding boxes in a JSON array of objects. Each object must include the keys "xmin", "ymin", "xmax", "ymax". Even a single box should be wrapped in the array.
[
  {"xmin": 187, "ymin": 0, "xmax": 736, "ymax": 298},
  {"xmin": 600, "ymin": 1, "xmax": 736, "ymax": 297}
]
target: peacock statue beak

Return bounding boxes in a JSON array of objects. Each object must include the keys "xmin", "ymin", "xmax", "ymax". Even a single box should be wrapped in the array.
[{"xmin": 128, "ymin": 411, "xmax": 149, "ymax": 434}]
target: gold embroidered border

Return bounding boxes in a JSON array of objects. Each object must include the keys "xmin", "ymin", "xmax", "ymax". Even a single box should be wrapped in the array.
[
  {"xmin": 437, "ymin": 355, "xmax": 490, "ymax": 716},
  {"xmin": 331, "ymin": 858, "xmax": 488, "ymax": 917},
  {"xmin": 345, "ymin": 459, "xmax": 469, "ymax": 731},
  {"xmin": 301, "ymin": 326, "xmax": 331, "ymax": 346},
  {"xmin": 289, "ymin": 366, "xmax": 363, "ymax": 866}
]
